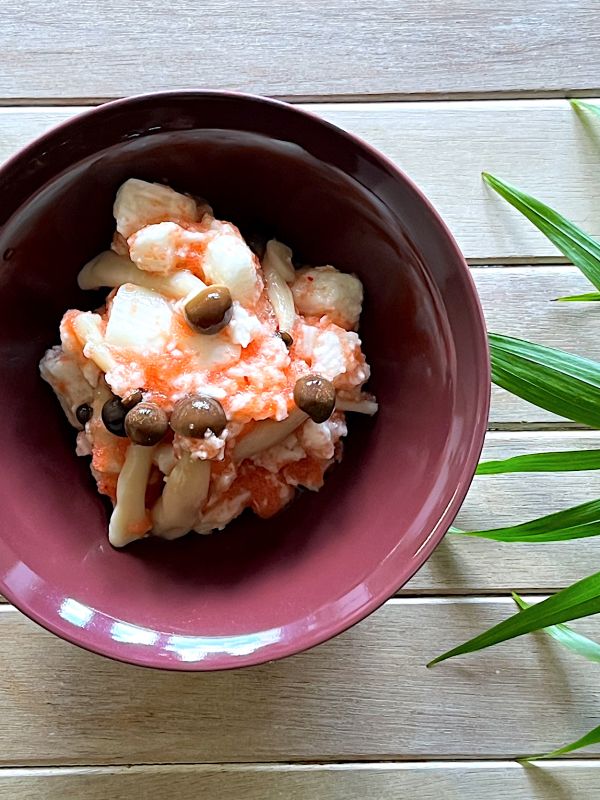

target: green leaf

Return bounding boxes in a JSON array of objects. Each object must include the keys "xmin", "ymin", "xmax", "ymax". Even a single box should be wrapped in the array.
[
  {"xmin": 570, "ymin": 99, "xmax": 600, "ymax": 119},
  {"xmin": 427, "ymin": 570, "xmax": 600, "ymax": 667},
  {"xmin": 513, "ymin": 592, "xmax": 600, "ymax": 662},
  {"xmin": 522, "ymin": 723, "xmax": 600, "ymax": 761},
  {"xmin": 556, "ymin": 292, "xmax": 600, "ymax": 302},
  {"xmin": 449, "ymin": 497, "xmax": 600, "ymax": 542},
  {"xmin": 476, "ymin": 449, "xmax": 600, "ymax": 475},
  {"xmin": 489, "ymin": 333, "xmax": 600, "ymax": 428},
  {"xmin": 482, "ymin": 172, "xmax": 600, "ymax": 291}
]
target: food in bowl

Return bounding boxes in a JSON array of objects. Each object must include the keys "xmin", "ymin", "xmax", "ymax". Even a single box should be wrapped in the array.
[{"xmin": 40, "ymin": 179, "xmax": 378, "ymax": 548}]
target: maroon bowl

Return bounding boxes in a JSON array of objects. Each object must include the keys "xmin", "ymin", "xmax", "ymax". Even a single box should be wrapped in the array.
[{"xmin": 0, "ymin": 92, "xmax": 489, "ymax": 670}]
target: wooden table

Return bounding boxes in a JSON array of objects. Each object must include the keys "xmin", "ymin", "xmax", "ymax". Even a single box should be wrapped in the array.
[{"xmin": 2, "ymin": 2, "xmax": 600, "ymax": 797}]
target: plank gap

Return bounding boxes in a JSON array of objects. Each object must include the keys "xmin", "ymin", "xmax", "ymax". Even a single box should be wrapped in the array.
[{"xmin": 3, "ymin": 89, "xmax": 600, "ymax": 107}]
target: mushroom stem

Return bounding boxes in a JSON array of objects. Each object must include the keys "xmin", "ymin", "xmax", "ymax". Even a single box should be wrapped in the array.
[
  {"xmin": 151, "ymin": 454, "xmax": 211, "ymax": 539},
  {"xmin": 263, "ymin": 241, "xmax": 296, "ymax": 334},
  {"xmin": 335, "ymin": 397, "xmax": 379, "ymax": 415},
  {"xmin": 78, "ymin": 250, "xmax": 205, "ymax": 299},
  {"xmin": 233, "ymin": 408, "xmax": 307, "ymax": 461},
  {"xmin": 108, "ymin": 444, "xmax": 155, "ymax": 548}
]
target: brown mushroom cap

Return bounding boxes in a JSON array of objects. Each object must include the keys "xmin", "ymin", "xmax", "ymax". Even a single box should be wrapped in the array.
[
  {"xmin": 293, "ymin": 374, "xmax": 336, "ymax": 423},
  {"xmin": 75, "ymin": 403, "xmax": 93, "ymax": 425},
  {"xmin": 170, "ymin": 395, "xmax": 227, "ymax": 439},
  {"xmin": 125, "ymin": 402, "xmax": 169, "ymax": 446},
  {"xmin": 184, "ymin": 285, "xmax": 233, "ymax": 334},
  {"xmin": 121, "ymin": 389, "xmax": 144, "ymax": 410},
  {"xmin": 101, "ymin": 397, "xmax": 128, "ymax": 437}
]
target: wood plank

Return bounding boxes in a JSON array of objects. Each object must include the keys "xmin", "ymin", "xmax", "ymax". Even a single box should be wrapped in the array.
[
  {"xmin": 1, "ymin": 2, "xmax": 599, "ymax": 101},
  {"xmin": 2, "ymin": 100, "xmax": 600, "ymax": 261},
  {"xmin": 408, "ymin": 430, "xmax": 600, "ymax": 594},
  {"xmin": 2, "ymin": 762, "xmax": 600, "ymax": 799},
  {"xmin": 0, "ymin": 601, "xmax": 599, "ymax": 764},
  {"xmin": 476, "ymin": 266, "xmax": 600, "ymax": 426}
]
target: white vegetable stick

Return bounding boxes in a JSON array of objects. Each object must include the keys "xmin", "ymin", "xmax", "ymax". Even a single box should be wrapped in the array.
[
  {"xmin": 78, "ymin": 250, "xmax": 205, "ymax": 298},
  {"xmin": 71, "ymin": 313, "xmax": 117, "ymax": 374},
  {"xmin": 151, "ymin": 454, "xmax": 211, "ymax": 539},
  {"xmin": 336, "ymin": 398, "xmax": 379, "ymax": 415},
  {"xmin": 108, "ymin": 444, "xmax": 155, "ymax": 548},
  {"xmin": 263, "ymin": 242, "xmax": 296, "ymax": 334},
  {"xmin": 233, "ymin": 408, "xmax": 308, "ymax": 462},
  {"xmin": 264, "ymin": 239, "xmax": 295, "ymax": 282}
]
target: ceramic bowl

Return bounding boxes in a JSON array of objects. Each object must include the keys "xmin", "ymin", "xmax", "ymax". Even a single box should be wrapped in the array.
[{"xmin": 0, "ymin": 91, "xmax": 489, "ymax": 669}]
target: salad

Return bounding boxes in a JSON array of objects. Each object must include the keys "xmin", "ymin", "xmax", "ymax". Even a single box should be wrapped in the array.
[{"xmin": 40, "ymin": 179, "xmax": 377, "ymax": 547}]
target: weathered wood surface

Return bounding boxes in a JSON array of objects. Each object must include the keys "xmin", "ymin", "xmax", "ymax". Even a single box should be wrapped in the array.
[
  {"xmin": 3, "ymin": 5, "xmax": 600, "ymax": 792},
  {"xmin": 1, "ymin": 762, "xmax": 599, "ymax": 800},
  {"xmin": 0, "ymin": 602, "xmax": 599, "ymax": 765},
  {"xmin": 1, "ymin": 2, "xmax": 599, "ymax": 101},
  {"xmin": 2, "ymin": 100, "xmax": 600, "ymax": 262}
]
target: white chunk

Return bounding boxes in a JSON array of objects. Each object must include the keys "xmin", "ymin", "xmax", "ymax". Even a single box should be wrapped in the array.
[
  {"xmin": 72, "ymin": 312, "xmax": 117, "ymax": 374},
  {"xmin": 113, "ymin": 178, "xmax": 198, "ymax": 238},
  {"xmin": 203, "ymin": 232, "xmax": 259, "ymax": 305},
  {"xmin": 263, "ymin": 240, "xmax": 296, "ymax": 334},
  {"xmin": 128, "ymin": 221, "xmax": 192, "ymax": 273},
  {"xmin": 39, "ymin": 346, "xmax": 95, "ymax": 428},
  {"xmin": 105, "ymin": 284, "xmax": 173, "ymax": 353},
  {"xmin": 298, "ymin": 415, "xmax": 348, "ymax": 460},
  {"xmin": 291, "ymin": 266, "xmax": 363, "ymax": 330},
  {"xmin": 311, "ymin": 330, "xmax": 347, "ymax": 382},
  {"xmin": 184, "ymin": 329, "xmax": 241, "ymax": 371},
  {"xmin": 108, "ymin": 444, "xmax": 155, "ymax": 548},
  {"xmin": 174, "ymin": 431, "xmax": 227, "ymax": 462},
  {"xmin": 76, "ymin": 431, "xmax": 93, "ymax": 456},
  {"xmin": 78, "ymin": 250, "xmax": 205, "ymax": 299},
  {"xmin": 152, "ymin": 454, "xmax": 211, "ymax": 539},
  {"xmin": 128, "ymin": 222, "xmax": 178, "ymax": 273},
  {"xmin": 226, "ymin": 302, "xmax": 264, "ymax": 348}
]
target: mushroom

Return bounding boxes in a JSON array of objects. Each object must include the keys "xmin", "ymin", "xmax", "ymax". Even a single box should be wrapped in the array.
[
  {"xmin": 184, "ymin": 285, "xmax": 233, "ymax": 334},
  {"xmin": 170, "ymin": 395, "xmax": 227, "ymax": 439},
  {"xmin": 294, "ymin": 374, "xmax": 336, "ymax": 423},
  {"xmin": 125, "ymin": 402, "xmax": 169, "ymax": 446}
]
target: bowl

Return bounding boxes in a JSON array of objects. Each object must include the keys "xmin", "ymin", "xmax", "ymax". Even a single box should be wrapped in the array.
[{"xmin": 0, "ymin": 91, "xmax": 489, "ymax": 670}]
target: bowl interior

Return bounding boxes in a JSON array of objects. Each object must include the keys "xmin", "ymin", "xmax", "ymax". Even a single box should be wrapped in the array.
[{"xmin": 0, "ymin": 94, "xmax": 488, "ymax": 668}]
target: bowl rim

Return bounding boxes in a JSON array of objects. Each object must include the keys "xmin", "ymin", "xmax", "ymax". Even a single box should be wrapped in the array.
[{"xmin": 0, "ymin": 89, "xmax": 490, "ymax": 671}]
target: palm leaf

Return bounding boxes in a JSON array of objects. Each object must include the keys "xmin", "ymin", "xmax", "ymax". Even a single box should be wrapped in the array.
[
  {"xmin": 490, "ymin": 333, "xmax": 600, "ymax": 428},
  {"xmin": 449, "ymin": 497, "xmax": 600, "ymax": 543},
  {"xmin": 483, "ymin": 172, "xmax": 600, "ymax": 291},
  {"xmin": 477, "ymin": 449, "xmax": 600, "ymax": 475},
  {"xmin": 513, "ymin": 592, "xmax": 600, "ymax": 662},
  {"xmin": 570, "ymin": 99, "xmax": 600, "ymax": 119},
  {"xmin": 556, "ymin": 292, "xmax": 600, "ymax": 302},
  {"xmin": 521, "ymin": 723, "xmax": 600, "ymax": 761},
  {"xmin": 427, "ymin": 570, "xmax": 600, "ymax": 667}
]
